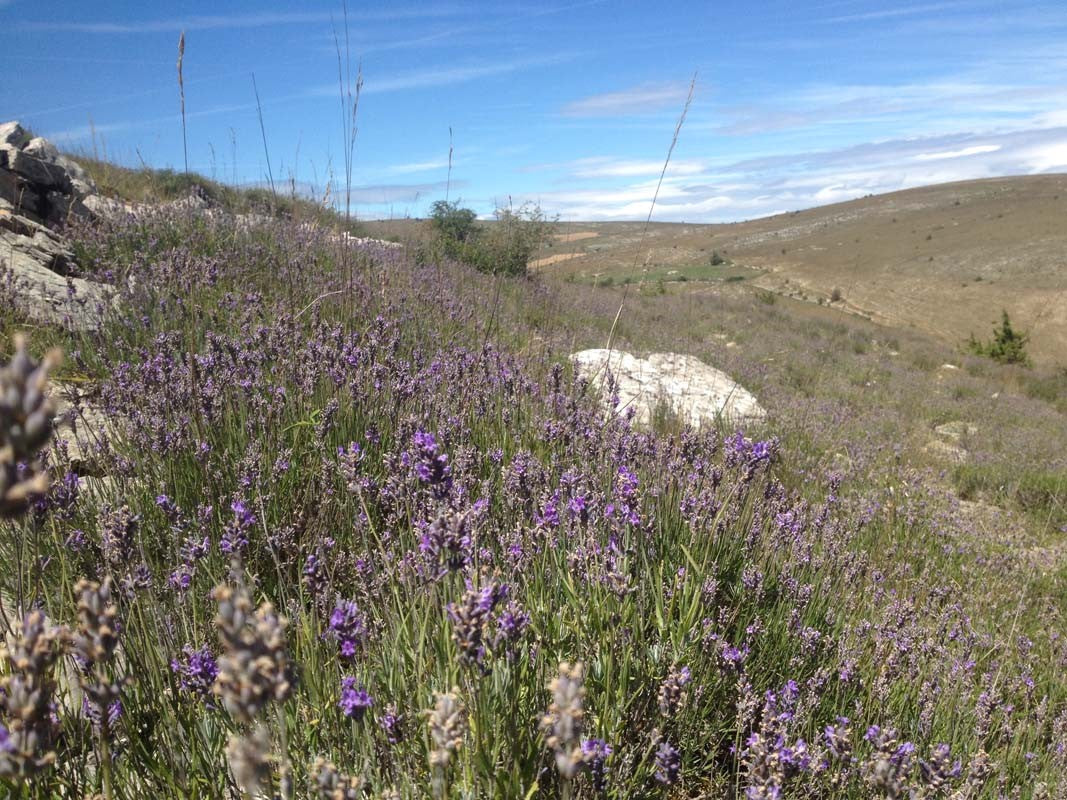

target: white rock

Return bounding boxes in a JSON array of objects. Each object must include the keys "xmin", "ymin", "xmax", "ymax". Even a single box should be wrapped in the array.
[
  {"xmin": 924, "ymin": 439, "xmax": 967, "ymax": 463},
  {"xmin": 570, "ymin": 348, "xmax": 766, "ymax": 429},
  {"xmin": 23, "ymin": 136, "xmax": 59, "ymax": 161},
  {"xmin": 935, "ymin": 421, "xmax": 977, "ymax": 441},
  {"xmin": 0, "ymin": 121, "xmax": 27, "ymax": 147}
]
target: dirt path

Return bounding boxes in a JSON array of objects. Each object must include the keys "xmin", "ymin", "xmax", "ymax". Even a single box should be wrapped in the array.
[{"xmin": 529, "ymin": 252, "xmax": 586, "ymax": 269}]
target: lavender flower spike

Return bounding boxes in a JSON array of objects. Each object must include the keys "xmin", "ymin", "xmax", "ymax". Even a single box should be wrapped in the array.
[
  {"xmin": 212, "ymin": 582, "xmax": 294, "ymax": 723},
  {"xmin": 541, "ymin": 661, "xmax": 587, "ymax": 780},
  {"xmin": 0, "ymin": 335, "xmax": 61, "ymax": 517}
]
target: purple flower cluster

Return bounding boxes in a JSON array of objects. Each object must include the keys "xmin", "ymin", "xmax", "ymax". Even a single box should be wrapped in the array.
[
  {"xmin": 220, "ymin": 498, "xmax": 256, "ymax": 555},
  {"xmin": 327, "ymin": 600, "xmax": 368, "ymax": 660},
  {"xmin": 170, "ymin": 644, "xmax": 219, "ymax": 703},
  {"xmin": 654, "ymin": 740, "xmax": 681, "ymax": 785},
  {"xmin": 338, "ymin": 677, "xmax": 373, "ymax": 721}
]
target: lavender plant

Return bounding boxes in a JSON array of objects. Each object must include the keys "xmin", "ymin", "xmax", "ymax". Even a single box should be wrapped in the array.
[{"xmin": 0, "ymin": 203, "xmax": 1060, "ymax": 798}]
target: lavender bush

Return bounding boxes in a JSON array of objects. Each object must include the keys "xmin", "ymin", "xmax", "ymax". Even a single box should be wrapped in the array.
[{"xmin": 0, "ymin": 204, "xmax": 1062, "ymax": 797}]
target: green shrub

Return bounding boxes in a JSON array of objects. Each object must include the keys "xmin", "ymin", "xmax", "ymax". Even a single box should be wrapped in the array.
[
  {"xmin": 967, "ymin": 310, "xmax": 1030, "ymax": 365},
  {"xmin": 429, "ymin": 200, "xmax": 478, "ymax": 243},
  {"xmin": 428, "ymin": 200, "xmax": 555, "ymax": 277}
]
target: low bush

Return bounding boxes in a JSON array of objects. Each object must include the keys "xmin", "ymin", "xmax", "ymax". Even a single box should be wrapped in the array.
[
  {"xmin": 967, "ymin": 310, "xmax": 1030, "ymax": 365},
  {"xmin": 429, "ymin": 200, "xmax": 555, "ymax": 277}
]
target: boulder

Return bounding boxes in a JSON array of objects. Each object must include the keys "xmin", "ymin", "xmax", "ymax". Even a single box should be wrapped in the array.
[
  {"xmin": 1, "ymin": 223, "xmax": 113, "ymax": 330},
  {"xmin": 5, "ymin": 148, "xmax": 72, "ymax": 192},
  {"xmin": 924, "ymin": 438, "xmax": 967, "ymax": 464},
  {"xmin": 23, "ymin": 136, "xmax": 59, "ymax": 161},
  {"xmin": 571, "ymin": 348, "xmax": 766, "ymax": 429},
  {"xmin": 935, "ymin": 421, "xmax": 977, "ymax": 441},
  {"xmin": 51, "ymin": 385, "xmax": 112, "ymax": 476},
  {"xmin": 0, "ymin": 121, "xmax": 30, "ymax": 148},
  {"xmin": 0, "ymin": 120, "xmax": 115, "ymax": 331}
]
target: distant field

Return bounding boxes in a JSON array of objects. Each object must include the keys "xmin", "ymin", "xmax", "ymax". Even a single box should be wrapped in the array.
[
  {"xmin": 496, "ymin": 174, "xmax": 1067, "ymax": 365},
  {"xmin": 570, "ymin": 261, "xmax": 760, "ymax": 287}
]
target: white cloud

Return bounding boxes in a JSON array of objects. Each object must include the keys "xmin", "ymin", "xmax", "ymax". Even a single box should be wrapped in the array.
[
  {"xmin": 345, "ymin": 180, "xmax": 459, "ymax": 205},
  {"xmin": 382, "ymin": 160, "xmax": 450, "ymax": 175},
  {"xmin": 310, "ymin": 54, "xmax": 574, "ymax": 96},
  {"xmin": 515, "ymin": 126, "xmax": 1067, "ymax": 222},
  {"xmin": 1021, "ymin": 141, "xmax": 1067, "ymax": 172},
  {"xmin": 820, "ymin": 2, "xmax": 974, "ymax": 24},
  {"xmin": 570, "ymin": 158, "xmax": 706, "ymax": 178},
  {"xmin": 21, "ymin": 7, "xmax": 470, "ymax": 34},
  {"xmin": 560, "ymin": 82, "xmax": 691, "ymax": 117},
  {"xmin": 527, "ymin": 157, "xmax": 707, "ymax": 179},
  {"xmin": 715, "ymin": 79, "xmax": 1067, "ymax": 136},
  {"xmin": 914, "ymin": 144, "xmax": 1001, "ymax": 161}
]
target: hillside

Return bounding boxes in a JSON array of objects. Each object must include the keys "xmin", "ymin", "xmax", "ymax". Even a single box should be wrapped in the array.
[
  {"xmin": 1, "ymin": 133, "xmax": 1066, "ymax": 797},
  {"xmin": 521, "ymin": 174, "xmax": 1067, "ymax": 366}
]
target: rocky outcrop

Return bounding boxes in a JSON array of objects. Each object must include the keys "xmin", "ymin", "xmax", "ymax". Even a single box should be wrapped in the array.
[
  {"xmin": 1, "ymin": 121, "xmax": 114, "ymax": 331},
  {"xmin": 1, "ymin": 121, "xmax": 95, "ymax": 225},
  {"xmin": 571, "ymin": 348, "xmax": 766, "ymax": 429}
]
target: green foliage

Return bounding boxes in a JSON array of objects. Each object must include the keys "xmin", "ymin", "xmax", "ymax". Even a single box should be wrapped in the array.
[
  {"xmin": 429, "ymin": 200, "xmax": 478, "ymax": 243},
  {"xmin": 967, "ymin": 310, "xmax": 1030, "ymax": 365},
  {"xmin": 428, "ymin": 200, "xmax": 556, "ymax": 277},
  {"xmin": 709, "ymin": 250, "xmax": 726, "ymax": 266}
]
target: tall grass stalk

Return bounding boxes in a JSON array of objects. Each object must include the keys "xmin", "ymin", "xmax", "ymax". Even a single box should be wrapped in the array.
[{"xmin": 177, "ymin": 30, "xmax": 189, "ymax": 175}]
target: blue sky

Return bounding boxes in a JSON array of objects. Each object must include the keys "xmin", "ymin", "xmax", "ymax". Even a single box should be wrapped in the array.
[{"xmin": 4, "ymin": 1, "xmax": 1067, "ymax": 222}]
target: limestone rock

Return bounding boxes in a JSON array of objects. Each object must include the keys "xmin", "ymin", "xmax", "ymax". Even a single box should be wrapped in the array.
[
  {"xmin": 0, "ymin": 121, "xmax": 30, "ymax": 148},
  {"xmin": 570, "ymin": 348, "xmax": 766, "ymax": 429},
  {"xmin": 935, "ymin": 421, "xmax": 977, "ymax": 441},
  {"xmin": 924, "ymin": 438, "xmax": 967, "ymax": 464},
  {"xmin": 5, "ymin": 148, "xmax": 72, "ymax": 192},
  {"xmin": 51, "ymin": 386, "xmax": 112, "ymax": 476},
  {"xmin": 23, "ymin": 136, "xmax": 59, "ymax": 161},
  {"xmin": 0, "ymin": 120, "xmax": 115, "ymax": 331}
]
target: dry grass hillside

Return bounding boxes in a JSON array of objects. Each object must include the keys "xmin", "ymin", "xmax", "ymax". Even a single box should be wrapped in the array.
[{"xmin": 518, "ymin": 174, "xmax": 1067, "ymax": 365}]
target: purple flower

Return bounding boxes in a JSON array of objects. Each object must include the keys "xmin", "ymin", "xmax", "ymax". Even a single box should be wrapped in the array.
[
  {"xmin": 824, "ymin": 717, "xmax": 852, "ymax": 760},
  {"xmin": 338, "ymin": 677, "xmax": 373, "ymax": 720},
  {"xmin": 419, "ymin": 509, "xmax": 473, "ymax": 574},
  {"xmin": 581, "ymin": 738, "xmax": 612, "ymax": 793},
  {"xmin": 64, "ymin": 528, "xmax": 88, "ymax": 551},
  {"xmin": 654, "ymin": 740, "xmax": 681, "ymax": 785},
  {"xmin": 337, "ymin": 442, "xmax": 363, "ymax": 491},
  {"xmin": 658, "ymin": 665, "xmax": 692, "ymax": 717},
  {"xmin": 447, "ymin": 582, "xmax": 508, "ymax": 668},
  {"xmin": 536, "ymin": 490, "xmax": 561, "ymax": 528},
  {"xmin": 378, "ymin": 704, "xmax": 405, "ymax": 745},
  {"xmin": 327, "ymin": 600, "xmax": 367, "ymax": 660},
  {"xmin": 170, "ymin": 644, "xmax": 219, "ymax": 704},
  {"xmin": 410, "ymin": 430, "xmax": 451, "ymax": 498},
  {"xmin": 220, "ymin": 498, "xmax": 255, "ymax": 554},
  {"xmin": 82, "ymin": 696, "xmax": 123, "ymax": 731},
  {"xmin": 494, "ymin": 601, "xmax": 531, "ymax": 655}
]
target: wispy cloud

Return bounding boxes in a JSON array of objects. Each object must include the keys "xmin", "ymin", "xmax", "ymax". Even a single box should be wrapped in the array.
[
  {"xmin": 382, "ymin": 160, "xmax": 451, "ymax": 175},
  {"xmin": 22, "ymin": 7, "xmax": 471, "ymax": 34},
  {"xmin": 914, "ymin": 144, "xmax": 1001, "ymax": 160},
  {"xmin": 714, "ymin": 78, "xmax": 1067, "ymax": 136},
  {"xmin": 524, "ymin": 156, "xmax": 707, "ymax": 179},
  {"xmin": 516, "ymin": 126, "xmax": 1067, "ymax": 222},
  {"xmin": 46, "ymin": 91, "xmax": 311, "ymax": 143},
  {"xmin": 560, "ymin": 82, "xmax": 691, "ymax": 117},
  {"xmin": 311, "ymin": 54, "xmax": 574, "ymax": 96},
  {"xmin": 819, "ymin": 1, "xmax": 976, "ymax": 24},
  {"xmin": 347, "ymin": 180, "xmax": 460, "ymax": 205}
]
